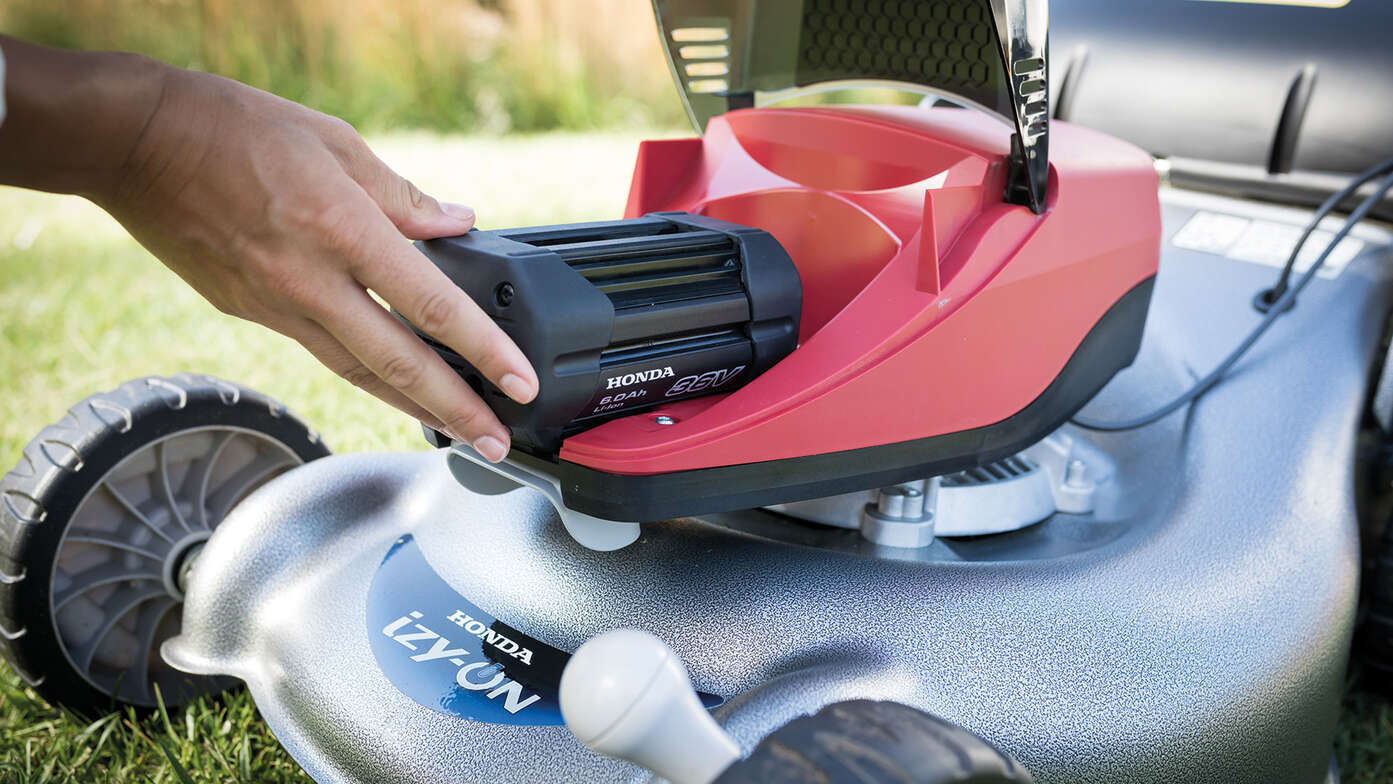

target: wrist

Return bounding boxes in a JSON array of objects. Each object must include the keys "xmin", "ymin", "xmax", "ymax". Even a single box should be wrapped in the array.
[
  {"xmin": 81, "ymin": 51, "xmax": 183, "ymax": 205},
  {"xmin": 0, "ymin": 38, "xmax": 173, "ymax": 200},
  {"xmin": 95, "ymin": 60, "xmax": 225, "ymax": 212}
]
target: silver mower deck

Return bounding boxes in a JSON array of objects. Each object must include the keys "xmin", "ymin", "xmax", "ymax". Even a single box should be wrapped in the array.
[{"xmin": 163, "ymin": 189, "xmax": 1391, "ymax": 784}]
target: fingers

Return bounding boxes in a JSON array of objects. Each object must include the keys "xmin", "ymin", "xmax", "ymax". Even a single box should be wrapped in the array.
[
  {"xmin": 291, "ymin": 133, "xmax": 537, "ymax": 461},
  {"xmin": 338, "ymin": 209, "xmax": 540, "ymax": 408},
  {"xmin": 313, "ymin": 282, "xmax": 514, "ymax": 462},
  {"xmin": 339, "ymin": 142, "xmax": 475, "ymax": 240},
  {"xmin": 275, "ymin": 316, "xmax": 446, "ymax": 432}
]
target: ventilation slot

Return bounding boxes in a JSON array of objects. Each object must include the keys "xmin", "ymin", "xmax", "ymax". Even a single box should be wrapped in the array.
[
  {"xmin": 941, "ymin": 455, "xmax": 1038, "ymax": 487},
  {"xmin": 671, "ymin": 24, "xmax": 731, "ymax": 94},
  {"xmin": 600, "ymin": 329, "xmax": 746, "ymax": 368},
  {"xmin": 560, "ymin": 232, "xmax": 743, "ymax": 308}
]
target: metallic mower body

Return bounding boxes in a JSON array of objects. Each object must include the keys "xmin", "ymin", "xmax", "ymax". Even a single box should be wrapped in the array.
[{"xmin": 165, "ymin": 189, "xmax": 1391, "ymax": 783}]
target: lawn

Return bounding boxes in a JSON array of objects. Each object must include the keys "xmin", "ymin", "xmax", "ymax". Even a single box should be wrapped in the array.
[{"xmin": 1, "ymin": 131, "xmax": 1392, "ymax": 782}]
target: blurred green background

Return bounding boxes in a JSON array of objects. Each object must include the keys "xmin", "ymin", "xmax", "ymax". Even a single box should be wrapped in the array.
[{"xmin": 0, "ymin": 0, "xmax": 688, "ymax": 133}]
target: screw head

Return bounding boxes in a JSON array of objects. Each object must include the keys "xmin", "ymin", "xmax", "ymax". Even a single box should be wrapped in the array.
[
  {"xmin": 495, "ymin": 282, "xmax": 516, "ymax": 308},
  {"xmin": 654, "ymin": 415, "xmax": 676, "ymax": 425},
  {"xmin": 1065, "ymin": 459, "xmax": 1089, "ymax": 487}
]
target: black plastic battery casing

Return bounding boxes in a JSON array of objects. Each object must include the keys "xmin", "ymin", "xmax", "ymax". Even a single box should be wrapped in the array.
[{"xmin": 411, "ymin": 212, "xmax": 801, "ymax": 456}]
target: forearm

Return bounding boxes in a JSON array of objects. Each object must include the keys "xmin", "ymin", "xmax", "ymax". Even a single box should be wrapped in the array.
[{"xmin": 0, "ymin": 36, "xmax": 170, "ymax": 201}]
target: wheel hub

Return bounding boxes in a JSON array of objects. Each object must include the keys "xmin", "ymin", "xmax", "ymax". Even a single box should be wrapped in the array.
[
  {"xmin": 161, "ymin": 533, "xmax": 209, "ymax": 602},
  {"xmin": 49, "ymin": 426, "xmax": 303, "ymax": 706}
]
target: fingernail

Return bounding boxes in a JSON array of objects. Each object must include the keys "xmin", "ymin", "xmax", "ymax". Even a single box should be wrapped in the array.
[
  {"xmin": 442, "ymin": 202, "xmax": 476, "ymax": 224},
  {"xmin": 499, "ymin": 373, "xmax": 536, "ymax": 404},
  {"xmin": 472, "ymin": 435, "xmax": 508, "ymax": 463}
]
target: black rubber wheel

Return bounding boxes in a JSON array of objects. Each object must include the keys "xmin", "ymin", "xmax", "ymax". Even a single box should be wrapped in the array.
[
  {"xmin": 715, "ymin": 700, "xmax": 1033, "ymax": 784},
  {"xmin": 0, "ymin": 374, "xmax": 329, "ymax": 715}
]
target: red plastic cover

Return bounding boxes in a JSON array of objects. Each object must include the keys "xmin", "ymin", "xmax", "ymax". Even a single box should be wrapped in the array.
[{"xmin": 560, "ymin": 106, "xmax": 1159, "ymax": 475}]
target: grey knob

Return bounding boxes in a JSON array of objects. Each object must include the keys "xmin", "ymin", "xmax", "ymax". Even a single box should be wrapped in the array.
[{"xmin": 560, "ymin": 629, "xmax": 740, "ymax": 784}]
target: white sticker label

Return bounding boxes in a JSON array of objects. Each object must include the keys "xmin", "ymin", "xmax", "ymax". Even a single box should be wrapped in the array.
[{"xmin": 1171, "ymin": 210, "xmax": 1364, "ymax": 279}]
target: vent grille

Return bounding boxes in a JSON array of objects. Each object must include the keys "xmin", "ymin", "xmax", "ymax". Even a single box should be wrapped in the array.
[
  {"xmin": 670, "ymin": 23, "xmax": 732, "ymax": 94},
  {"xmin": 560, "ymin": 231, "xmax": 743, "ymax": 309},
  {"xmin": 797, "ymin": 0, "xmax": 1001, "ymax": 95},
  {"xmin": 941, "ymin": 455, "xmax": 1038, "ymax": 487},
  {"xmin": 497, "ymin": 219, "xmax": 746, "ymax": 311},
  {"xmin": 600, "ymin": 328, "xmax": 745, "ymax": 368},
  {"xmin": 493, "ymin": 215, "xmax": 754, "ymax": 346}
]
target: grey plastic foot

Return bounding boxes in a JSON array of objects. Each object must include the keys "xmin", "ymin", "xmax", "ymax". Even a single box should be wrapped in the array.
[{"xmin": 446, "ymin": 446, "xmax": 641, "ymax": 551}]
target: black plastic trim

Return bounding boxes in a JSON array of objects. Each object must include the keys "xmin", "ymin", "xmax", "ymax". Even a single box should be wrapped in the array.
[
  {"xmin": 511, "ymin": 276, "xmax": 1156, "ymax": 522},
  {"xmin": 1268, "ymin": 64, "xmax": 1318, "ymax": 176},
  {"xmin": 1167, "ymin": 158, "xmax": 1393, "ymax": 224},
  {"xmin": 1053, "ymin": 46, "xmax": 1087, "ymax": 122},
  {"xmin": 1051, "ymin": 0, "xmax": 1393, "ymax": 206}
]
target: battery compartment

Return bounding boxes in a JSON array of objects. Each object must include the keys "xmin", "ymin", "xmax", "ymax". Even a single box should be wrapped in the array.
[{"xmin": 413, "ymin": 212, "xmax": 801, "ymax": 454}]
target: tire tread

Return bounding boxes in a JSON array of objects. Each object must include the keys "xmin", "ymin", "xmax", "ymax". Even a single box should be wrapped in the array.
[
  {"xmin": 0, "ymin": 374, "xmax": 326, "ymax": 714},
  {"xmin": 716, "ymin": 700, "xmax": 1033, "ymax": 784}
]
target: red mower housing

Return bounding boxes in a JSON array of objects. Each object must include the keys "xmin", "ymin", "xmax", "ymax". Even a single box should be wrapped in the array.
[
  {"xmin": 496, "ymin": 104, "xmax": 1160, "ymax": 522},
  {"xmin": 561, "ymin": 106, "xmax": 1155, "ymax": 459}
]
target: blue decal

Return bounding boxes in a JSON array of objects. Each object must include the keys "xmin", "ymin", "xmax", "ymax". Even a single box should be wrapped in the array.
[{"xmin": 368, "ymin": 534, "xmax": 722, "ymax": 726}]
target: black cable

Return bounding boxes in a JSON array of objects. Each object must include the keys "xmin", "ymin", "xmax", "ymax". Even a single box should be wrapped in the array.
[
  {"xmin": 1260, "ymin": 157, "xmax": 1393, "ymax": 310},
  {"xmin": 1072, "ymin": 165, "xmax": 1393, "ymax": 432}
]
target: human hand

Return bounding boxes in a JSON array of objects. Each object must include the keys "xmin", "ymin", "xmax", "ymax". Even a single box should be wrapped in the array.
[{"xmin": 0, "ymin": 39, "xmax": 536, "ymax": 462}]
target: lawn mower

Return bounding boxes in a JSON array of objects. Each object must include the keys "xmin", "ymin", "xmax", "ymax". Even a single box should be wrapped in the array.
[{"xmin": 5, "ymin": 0, "xmax": 1393, "ymax": 782}]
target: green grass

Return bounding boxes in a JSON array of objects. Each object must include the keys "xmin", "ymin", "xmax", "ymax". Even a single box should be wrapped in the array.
[
  {"xmin": 1342, "ymin": 687, "xmax": 1393, "ymax": 784},
  {"xmin": 1, "ymin": 131, "xmax": 1391, "ymax": 782}
]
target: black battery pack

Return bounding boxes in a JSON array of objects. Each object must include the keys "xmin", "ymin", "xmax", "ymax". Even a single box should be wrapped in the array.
[{"xmin": 411, "ymin": 212, "xmax": 802, "ymax": 455}]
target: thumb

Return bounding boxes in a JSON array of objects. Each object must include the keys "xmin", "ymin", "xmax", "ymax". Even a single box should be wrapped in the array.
[{"xmin": 352, "ymin": 152, "xmax": 475, "ymax": 240}]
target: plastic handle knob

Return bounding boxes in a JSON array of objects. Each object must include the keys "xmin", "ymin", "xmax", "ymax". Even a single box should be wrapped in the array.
[{"xmin": 560, "ymin": 629, "xmax": 741, "ymax": 784}]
